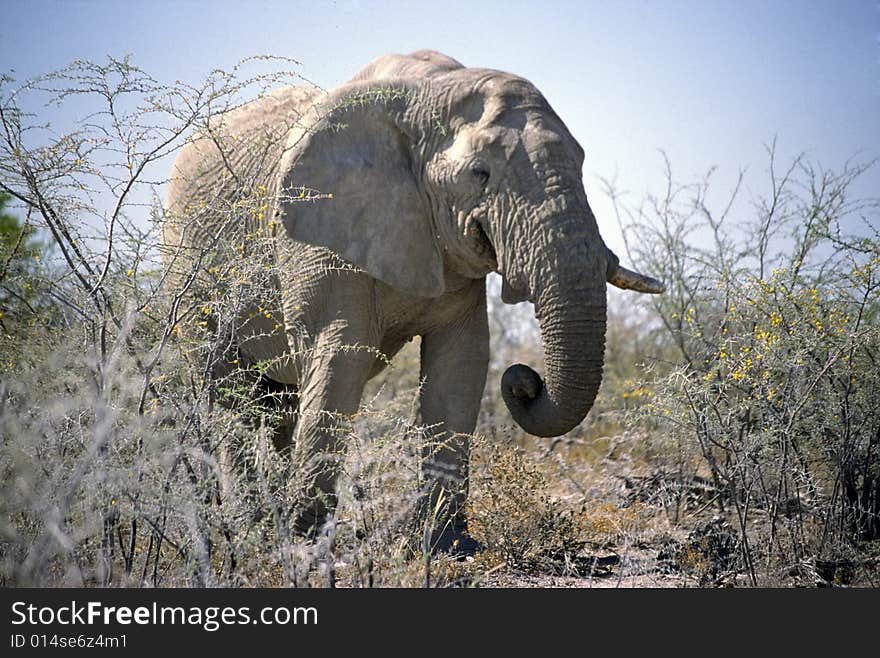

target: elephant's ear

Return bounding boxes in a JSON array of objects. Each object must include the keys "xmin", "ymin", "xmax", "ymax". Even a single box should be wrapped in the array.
[{"xmin": 277, "ymin": 82, "xmax": 445, "ymax": 298}]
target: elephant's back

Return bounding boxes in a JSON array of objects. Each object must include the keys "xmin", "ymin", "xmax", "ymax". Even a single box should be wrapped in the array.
[{"xmin": 349, "ymin": 50, "xmax": 464, "ymax": 83}]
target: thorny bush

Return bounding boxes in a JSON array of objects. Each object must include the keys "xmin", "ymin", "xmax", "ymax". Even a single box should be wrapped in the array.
[{"xmin": 611, "ymin": 147, "xmax": 880, "ymax": 585}]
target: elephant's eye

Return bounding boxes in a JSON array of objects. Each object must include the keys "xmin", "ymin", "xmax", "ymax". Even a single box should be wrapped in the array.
[{"xmin": 469, "ymin": 160, "xmax": 490, "ymax": 190}]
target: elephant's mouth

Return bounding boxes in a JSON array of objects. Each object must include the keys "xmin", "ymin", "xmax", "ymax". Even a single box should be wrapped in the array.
[{"xmin": 470, "ymin": 214, "xmax": 497, "ymax": 269}]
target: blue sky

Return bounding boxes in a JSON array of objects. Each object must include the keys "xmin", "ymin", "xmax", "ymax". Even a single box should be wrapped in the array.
[{"xmin": 2, "ymin": 0, "xmax": 878, "ymax": 253}]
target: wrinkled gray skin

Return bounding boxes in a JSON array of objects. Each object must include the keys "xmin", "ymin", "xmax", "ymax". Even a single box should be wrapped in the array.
[{"xmin": 164, "ymin": 50, "xmax": 663, "ymax": 549}]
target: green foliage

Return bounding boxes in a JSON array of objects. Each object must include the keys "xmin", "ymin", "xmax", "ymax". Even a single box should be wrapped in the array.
[{"xmin": 0, "ymin": 192, "xmax": 48, "ymax": 327}]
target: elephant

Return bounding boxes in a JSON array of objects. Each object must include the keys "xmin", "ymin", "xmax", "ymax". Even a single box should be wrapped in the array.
[{"xmin": 162, "ymin": 49, "xmax": 663, "ymax": 552}]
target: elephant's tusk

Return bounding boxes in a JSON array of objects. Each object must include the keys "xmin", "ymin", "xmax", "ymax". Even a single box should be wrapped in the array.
[{"xmin": 607, "ymin": 264, "xmax": 666, "ymax": 294}]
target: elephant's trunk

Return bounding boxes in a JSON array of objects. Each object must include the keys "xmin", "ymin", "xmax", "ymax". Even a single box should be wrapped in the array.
[{"xmin": 501, "ymin": 220, "xmax": 608, "ymax": 438}]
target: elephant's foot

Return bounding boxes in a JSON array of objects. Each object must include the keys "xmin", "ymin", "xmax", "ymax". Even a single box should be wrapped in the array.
[
  {"xmin": 293, "ymin": 497, "xmax": 335, "ymax": 539},
  {"xmin": 431, "ymin": 526, "xmax": 484, "ymax": 559},
  {"xmin": 414, "ymin": 486, "xmax": 481, "ymax": 557}
]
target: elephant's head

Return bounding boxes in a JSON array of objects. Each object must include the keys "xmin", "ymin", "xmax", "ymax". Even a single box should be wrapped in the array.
[{"xmin": 279, "ymin": 50, "xmax": 663, "ymax": 437}]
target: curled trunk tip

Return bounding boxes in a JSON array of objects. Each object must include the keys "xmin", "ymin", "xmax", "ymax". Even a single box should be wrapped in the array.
[{"xmin": 501, "ymin": 280, "xmax": 606, "ymax": 438}]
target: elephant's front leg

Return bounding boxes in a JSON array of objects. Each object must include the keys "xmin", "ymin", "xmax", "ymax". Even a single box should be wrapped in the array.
[
  {"xmin": 292, "ymin": 315, "xmax": 380, "ymax": 535},
  {"xmin": 419, "ymin": 285, "xmax": 489, "ymax": 552}
]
